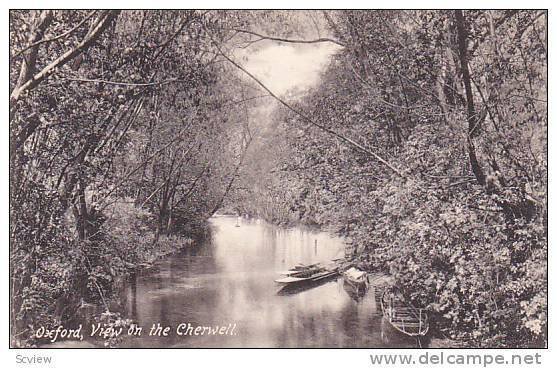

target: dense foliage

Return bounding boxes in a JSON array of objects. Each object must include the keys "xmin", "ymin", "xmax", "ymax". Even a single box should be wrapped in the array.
[
  {"xmin": 10, "ymin": 10, "xmax": 258, "ymax": 346},
  {"xmin": 233, "ymin": 10, "xmax": 547, "ymax": 347},
  {"xmin": 10, "ymin": 10, "xmax": 547, "ymax": 348}
]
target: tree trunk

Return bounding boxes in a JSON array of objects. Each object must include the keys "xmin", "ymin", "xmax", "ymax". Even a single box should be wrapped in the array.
[{"xmin": 455, "ymin": 10, "xmax": 486, "ymax": 186}]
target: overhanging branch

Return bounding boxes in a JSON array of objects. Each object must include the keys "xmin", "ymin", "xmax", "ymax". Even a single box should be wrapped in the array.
[
  {"xmin": 230, "ymin": 28, "xmax": 346, "ymax": 48},
  {"xmin": 208, "ymin": 34, "xmax": 404, "ymax": 178}
]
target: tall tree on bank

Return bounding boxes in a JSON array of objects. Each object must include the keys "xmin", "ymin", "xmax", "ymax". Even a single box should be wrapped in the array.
[
  {"xmin": 9, "ymin": 10, "xmax": 261, "ymax": 345},
  {"xmin": 227, "ymin": 10, "xmax": 546, "ymax": 347}
]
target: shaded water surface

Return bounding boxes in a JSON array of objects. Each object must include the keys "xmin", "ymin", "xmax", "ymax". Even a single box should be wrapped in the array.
[{"xmin": 120, "ymin": 216, "xmax": 417, "ymax": 348}]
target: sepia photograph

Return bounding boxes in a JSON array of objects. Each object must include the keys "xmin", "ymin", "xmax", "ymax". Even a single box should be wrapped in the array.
[{"xmin": 8, "ymin": 6, "xmax": 547, "ymax": 354}]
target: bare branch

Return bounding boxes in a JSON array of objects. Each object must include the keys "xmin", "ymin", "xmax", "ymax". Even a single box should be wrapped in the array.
[
  {"xmin": 12, "ymin": 11, "xmax": 97, "ymax": 58},
  {"xmin": 10, "ymin": 10, "xmax": 120, "ymax": 105},
  {"xmin": 61, "ymin": 77, "xmax": 186, "ymax": 87},
  {"xmin": 230, "ymin": 28, "xmax": 346, "ymax": 47},
  {"xmin": 97, "ymin": 125, "xmax": 198, "ymax": 212},
  {"xmin": 208, "ymin": 33, "xmax": 404, "ymax": 178}
]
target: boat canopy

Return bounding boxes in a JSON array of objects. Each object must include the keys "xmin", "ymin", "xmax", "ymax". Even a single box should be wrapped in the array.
[{"xmin": 345, "ymin": 267, "xmax": 366, "ymax": 281}]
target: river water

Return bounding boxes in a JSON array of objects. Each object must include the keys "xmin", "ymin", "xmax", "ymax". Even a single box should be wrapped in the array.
[{"xmin": 118, "ymin": 216, "xmax": 419, "ymax": 348}]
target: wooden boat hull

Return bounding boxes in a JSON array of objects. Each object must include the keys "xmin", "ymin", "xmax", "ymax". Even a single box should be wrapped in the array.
[
  {"xmin": 342, "ymin": 279, "xmax": 367, "ymax": 300},
  {"xmin": 277, "ymin": 272, "xmax": 338, "ymax": 295},
  {"xmin": 343, "ymin": 276, "xmax": 367, "ymax": 289},
  {"xmin": 275, "ymin": 263, "xmax": 339, "ymax": 296},
  {"xmin": 343, "ymin": 267, "xmax": 367, "ymax": 289},
  {"xmin": 381, "ymin": 287, "xmax": 429, "ymax": 337},
  {"xmin": 275, "ymin": 270, "xmax": 337, "ymax": 285}
]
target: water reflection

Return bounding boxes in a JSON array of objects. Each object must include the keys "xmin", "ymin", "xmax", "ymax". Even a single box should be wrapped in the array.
[{"xmin": 120, "ymin": 216, "xmax": 419, "ymax": 348}]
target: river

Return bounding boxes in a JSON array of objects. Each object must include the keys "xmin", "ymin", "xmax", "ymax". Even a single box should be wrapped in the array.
[{"xmin": 117, "ymin": 216, "xmax": 419, "ymax": 348}]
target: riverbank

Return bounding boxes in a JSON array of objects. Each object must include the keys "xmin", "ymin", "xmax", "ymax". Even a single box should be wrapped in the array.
[
  {"xmin": 226, "ymin": 217, "xmax": 469, "ymax": 348},
  {"xmin": 34, "ymin": 217, "xmax": 468, "ymax": 348},
  {"xmin": 125, "ymin": 235, "xmax": 195, "ymax": 272},
  {"xmin": 117, "ymin": 217, "xmax": 465, "ymax": 348},
  {"xmin": 100, "ymin": 216, "xmax": 394, "ymax": 348},
  {"xmin": 31, "ymin": 233, "xmax": 198, "ymax": 348}
]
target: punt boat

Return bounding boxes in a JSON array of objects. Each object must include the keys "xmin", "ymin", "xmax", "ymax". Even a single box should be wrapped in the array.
[
  {"xmin": 381, "ymin": 287, "xmax": 429, "ymax": 337},
  {"xmin": 278, "ymin": 263, "xmax": 321, "ymax": 277},
  {"xmin": 275, "ymin": 263, "xmax": 338, "ymax": 285},
  {"xmin": 343, "ymin": 267, "xmax": 367, "ymax": 288}
]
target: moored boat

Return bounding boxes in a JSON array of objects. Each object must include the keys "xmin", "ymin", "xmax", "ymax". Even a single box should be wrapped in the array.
[
  {"xmin": 278, "ymin": 263, "xmax": 321, "ymax": 276},
  {"xmin": 275, "ymin": 263, "xmax": 338, "ymax": 285},
  {"xmin": 342, "ymin": 279, "xmax": 367, "ymax": 301},
  {"xmin": 381, "ymin": 287, "xmax": 429, "ymax": 337},
  {"xmin": 343, "ymin": 267, "xmax": 367, "ymax": 288},
  {"xmin": 277, "ymin": 271, "xmax": 338, "ymax": 295}
]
